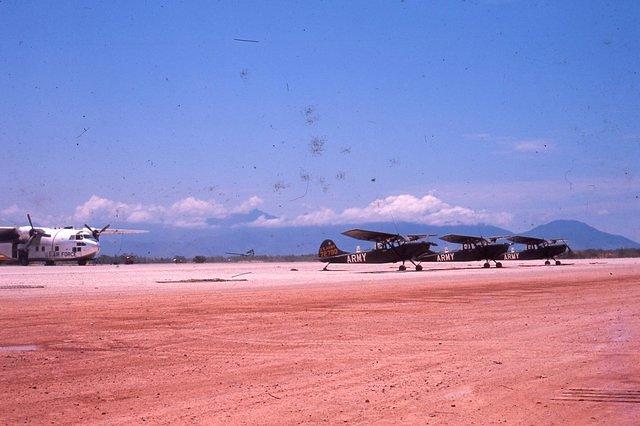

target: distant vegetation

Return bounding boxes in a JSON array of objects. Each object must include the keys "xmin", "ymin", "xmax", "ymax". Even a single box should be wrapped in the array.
[
  {"xmin": 95, "ymin": 249, "xmax": 640, "ymax": 265},
  {"xmin": 95, "ymin": 253, "xmax": 318, "ymax": 264},
  {"xmin": 563, "ymin": 248, "xmax": 640, "ymax": 259}
]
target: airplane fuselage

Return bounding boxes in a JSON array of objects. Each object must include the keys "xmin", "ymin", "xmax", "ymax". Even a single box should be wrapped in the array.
[
  {"xmin": 502, "ymin": 244, "xmax": 568, "ymax": 261},
  {"xmin": 321, "ymin": 241, "xmax": 435, "ymax": 264},
  {"xmin": 420, "ymin": 243, "xmax": 510, "ymax": 263}
]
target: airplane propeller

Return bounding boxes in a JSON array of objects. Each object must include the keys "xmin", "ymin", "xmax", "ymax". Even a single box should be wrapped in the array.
[
  {"xmin": 84, "ymin": 223, "xmax": 111, "ymax": 241},
  {"xmin": 23, "ymin": 214, "xmax": 45, "ymax": 249},
  {"xmin": 486, "ymin": 236, "xmax": 508, "ymax": 243},
  {"xmin": 27, "ymin": 214, "xmax": 36, "ymax": 237},
  {"xmin": 406, "ymin": 233, "xmax": 438, "ymax": 243},
  {"xmin": 548, "ymin": 238, "xmax": 573, "ymax": 253}
]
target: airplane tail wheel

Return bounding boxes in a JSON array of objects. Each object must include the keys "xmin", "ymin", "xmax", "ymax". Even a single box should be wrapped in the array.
[
  {"xmin": 496, "ymin": 262, "xmax": 503, "ymax": 268},
  {"xmin": 555, "ymin": 260, "xmax": 561, "ymax": 266},
  {"xmin": 415, "ymin": 264, "xmax": 423, "ymax": 271},
  {"xmin": 545, "ymin": 260, "xmax": 551, "ymax": 266},
  {"xmin": 399, "ymin": 265, "xmax": 407, "ymax": 271},
  {"xmin": 483, "ymin": 262, "xmax": 490, "ymax": 268}
]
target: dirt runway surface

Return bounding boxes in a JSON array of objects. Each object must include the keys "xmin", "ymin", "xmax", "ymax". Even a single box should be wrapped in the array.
[{"xmin": 2, "ymin": 260, "xmax": 640, "ymax": 424}]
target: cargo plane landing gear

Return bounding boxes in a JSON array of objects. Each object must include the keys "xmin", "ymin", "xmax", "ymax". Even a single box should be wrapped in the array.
[
  {"xmin": 483, "ymin": 260, "xmax": 502, "ymax": 268},
  {"xmin": 18, "ymin": 250, "xmax": 29, "ymax": 266}
]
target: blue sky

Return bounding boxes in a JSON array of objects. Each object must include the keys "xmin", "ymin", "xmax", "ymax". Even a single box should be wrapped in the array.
[{"xmin": 1, "ymin": 1, "xmax": 639, "ymax": 239}]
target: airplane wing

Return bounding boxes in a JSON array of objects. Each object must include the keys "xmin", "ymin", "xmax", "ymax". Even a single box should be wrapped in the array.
[
  {"xmin": 0, "ymin": 227, "xmax": 20, "ymax": 242},
  {"xmin": 439, "ymin": 234, "xmax": 487, "ymax": 245},
  {"xmin": 99, "ymin": 229, "xmax": 148, "ymax": 235},
  {"xmin": 506, "ymin": 235, "xmax": 547, "ymax": 245},
  {"xmin": 341, "ymin": 229, "xmax": 402, "ymax": 243}
]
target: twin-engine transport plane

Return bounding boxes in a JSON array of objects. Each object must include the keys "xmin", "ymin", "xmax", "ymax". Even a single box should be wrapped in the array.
[
  {"xmin": 503, "ymin": 235, "xmax": 570, "ymax": 265},
  {"xmin": 0, "ymin": 215, "xmax": 146, "ymax": 266},
  {"xmin": 318, "ymin": 229, "xmax": 437, "ymax": 271},
  {"xmin": 418, "ymin": 234, "xmax": 510, "ymax": 268}
]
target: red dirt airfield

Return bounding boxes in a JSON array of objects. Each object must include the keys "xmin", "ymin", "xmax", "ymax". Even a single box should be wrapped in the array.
[{"xmin": 2, "ymin": 259, "xmax": 640, "ymax": 424}]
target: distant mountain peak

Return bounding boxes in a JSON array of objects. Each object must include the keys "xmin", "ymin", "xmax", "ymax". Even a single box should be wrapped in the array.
[
  {"xmin": 525, "ymin": 219, "xmax": 639, "ymax": 250},
  {"xmin": 99, "ymin": 217, "xmax": 639, "ymax": 256},
  {"xmin": 206, "ymin": 209, "xmax": 277, "ymax": 227}
]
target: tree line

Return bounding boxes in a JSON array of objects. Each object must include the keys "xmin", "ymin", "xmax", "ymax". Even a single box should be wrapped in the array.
[{"xmin": 95, "ymin": 248, "xmax": 640, "ymax": 264}]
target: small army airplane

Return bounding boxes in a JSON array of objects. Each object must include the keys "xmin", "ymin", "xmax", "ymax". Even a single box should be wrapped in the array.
[
  {"xmin": 0, "ymin": 214, "xmax": 146, "ymax": 266},
  {"xmin": 418, "ymin": 234, "xmax": 510, "ymax": 268},
  {"xmin": 225, "ymin": 249, "xmax": 256, "ymax": 257},
  {"xmin": 318, "ymin": 228, "xmax": 437, "ymax": 271},
  {"xmin": 503, "ymin": 235, "xmax": 570, "ymax": 265}
]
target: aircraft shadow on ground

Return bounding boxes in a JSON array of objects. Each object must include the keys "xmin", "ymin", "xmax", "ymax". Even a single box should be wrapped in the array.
[
  {"xmin": 516, "ymin": 263, "xmax": 574, "ymax": 268},
  {"xmin": 353, "ymin": 265, "xmax": 492, "ymax": 274},
  {"xmin": 323, "ymin": 263, "xmax": 576, "ymax": 274}
]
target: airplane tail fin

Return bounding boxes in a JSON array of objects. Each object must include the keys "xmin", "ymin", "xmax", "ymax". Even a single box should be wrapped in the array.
[{"xmin": 318, "ymin": 239, "xmax": 347, "ymax": 259}]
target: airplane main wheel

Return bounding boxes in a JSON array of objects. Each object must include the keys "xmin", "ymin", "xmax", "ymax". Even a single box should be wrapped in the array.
[
  {"xmin": 496, "ymin": 262, "xmax": 503, "ymax": 268},
  {"xmin": 483, "ymin": 262, "xmax": 490, "ymax": 268},
  {"xmin": 545, "ymin": 260, "xmax": 551, "ymax": 266},
  {"xmin": 555, "ymin": 260, "xmax": 561, "ymax": 266},
  {"xmin": 415, "ymin": 264, "xmax": 423, "ymax": 271},
  {"xmin": 78, "ymin": 260, "xmax": 87, "ymax": 266},
  {"xmin": 399, "ymin": 265, "xmax": 407, "ymax": 271},
  {"xmin": 18, "ymin": 254, "xmax": 29, "ymax": 266},
  {"xmin": 45, "ymin": 260, "xmax": 55, "ymax": 266}
]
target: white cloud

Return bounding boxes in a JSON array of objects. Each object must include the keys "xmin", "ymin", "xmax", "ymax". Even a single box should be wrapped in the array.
[
  {"xmin": 72, "ymin": 194, "xmax": 264, "ymax": 228},
  {"xmin": 248, "ymin": 194, "xmax": 512, "ymax": 228},
  {"xmin": 73, "ymin": 195, "xmax": 132, "ymax": 222},
  {"xmin": 465, "ymin": 133, "xmax": 554, "ymax": 153},
  {"xmin": 233, "ymin": 196, "xmax": 264, "ymax": 213},
  {"xmin": 1, "ymin": 204, "xmax": 22, "ymax": 219},
  {"xmin": 514, "ymin": 139, "xmax": 553, "ymax": 153},
  {"xmin": 170, "ymin": 197, "xmax": 226, "ymax": 219},
  {"xmin": 69, "ymin": 193, "xmax": 510, "ymax": 229}
]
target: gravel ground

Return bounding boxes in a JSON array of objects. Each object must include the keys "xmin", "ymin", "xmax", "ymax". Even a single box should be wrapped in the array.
[{"xmin": 1, "ymin": 259, "xmax": 639, "ymax": 423}]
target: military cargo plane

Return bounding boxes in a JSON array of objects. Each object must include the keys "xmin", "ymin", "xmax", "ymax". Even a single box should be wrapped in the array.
[
  {"xmin": 418, "ymin": 234, "xmax": 510, "ymax": 268},
  {"xmin": 0, "ymin": 214, "xmax": 146, "ymax": 266},
  {"xmin": 318, "ymin": 229, "xmax": 437, "ymax": 271},
  {"xmin": 503, "ymin": 235, "xmax": 570, "ymax": 265}
]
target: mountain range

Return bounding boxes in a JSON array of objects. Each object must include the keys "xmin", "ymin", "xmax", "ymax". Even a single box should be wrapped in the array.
[{"xmin": 99, "ymin": 211, "xmax": 640, "ymax": 257}]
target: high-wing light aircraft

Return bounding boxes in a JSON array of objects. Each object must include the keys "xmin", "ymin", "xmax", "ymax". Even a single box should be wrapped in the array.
[
  {"xmin": 0, "ymin": 214, "xmax": 146, "ymax": 266},
  {"xmin": 225, "ymin": 249, "xmax": 255, "ymax": 257},
  {"xmin": 318, "ymin": 229, "xmax": 437, "ymax": 271},
  {"xmin": 503, "ymin": 235, "xmax": 570, "ymax": 265},
  {"xmin": 418, "ymin": 234, "xmax": 510, "ymax": 268}
]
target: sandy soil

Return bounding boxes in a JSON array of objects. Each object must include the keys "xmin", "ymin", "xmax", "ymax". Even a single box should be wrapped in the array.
[{"xmin": 1, "ymin": 259, "xmax": 640, "ymax": 424}]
